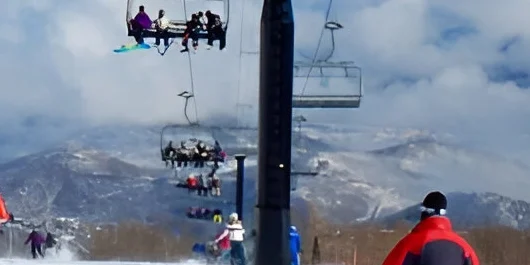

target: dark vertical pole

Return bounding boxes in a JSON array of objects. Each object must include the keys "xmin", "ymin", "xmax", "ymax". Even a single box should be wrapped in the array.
[
  {"xmin": 235, "ymin": 154, "xmax": 246, "ymax": 221},
  {"xmin": 256, "ymin": 0, "xmax": 294, "ymax": 265}
]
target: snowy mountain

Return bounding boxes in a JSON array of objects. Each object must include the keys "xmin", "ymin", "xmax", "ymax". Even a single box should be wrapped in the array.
[
  {"xmin": 0, "ymin": 142, "xmax": 250, "ymax": 228},
  {"xmin": 380, "ymin": 192, "xmax": 530, "ymax": 229},
  {"xmin": 0, "ymin": 124, "xmax": 529, "ymax": 229}
]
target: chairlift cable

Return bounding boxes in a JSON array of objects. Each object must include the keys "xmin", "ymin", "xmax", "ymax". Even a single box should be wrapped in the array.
[
  {"xmin": 234, "ymin": 0, "xmax": 247, "ymax": 127},
  {"xmin": 299, "ymin": 0, "xmax": 334, "ymax": 97},
  {"xmin": 182, "ymin": 0, "xmax": 200, "ymax": 125},
  {"xmin": 183, "ymin": 95, "xmax": 193, "ymax": 125}
]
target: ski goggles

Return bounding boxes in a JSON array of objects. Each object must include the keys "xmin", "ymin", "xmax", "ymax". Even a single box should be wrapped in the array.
[{"xmin": 420, "ymin": 206, "xmax": 446, "ymax": 215}]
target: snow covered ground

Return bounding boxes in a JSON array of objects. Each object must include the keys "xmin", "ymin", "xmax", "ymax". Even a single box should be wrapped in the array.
[
  {"xmin": 0, "ymin": 246, "xmax": 201, "ymax": 265},
  {"xmin": 0, "ymin": 260, "xmax": 200, "ymax": 265}
]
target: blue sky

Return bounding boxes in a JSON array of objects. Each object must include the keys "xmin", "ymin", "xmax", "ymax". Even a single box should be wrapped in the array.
[{"xmin": 2, "ymin": 0, "xmax": 530, "ymax": 159}]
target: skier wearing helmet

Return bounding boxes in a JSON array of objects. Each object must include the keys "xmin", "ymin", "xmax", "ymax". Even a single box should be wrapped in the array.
[
  {"xmin": 381, "ymin": 191, "xmax": 479, "ymax": 265},
  {"xmin": 215, "ymin": 213, "xmax": 246, "ymax": 265},
  {"xmin": 290, "ymin": 226, "xmax": 302, "ymax": 265}
]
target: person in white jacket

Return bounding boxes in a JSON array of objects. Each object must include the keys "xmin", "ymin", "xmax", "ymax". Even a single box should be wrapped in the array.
[
  {"xmin": 215, "ymin": 213, "xmax": 246, "ymax": 265},
  {"xmin": 153, "ymin": 9, "xmax": 172, "ymax": 47}
]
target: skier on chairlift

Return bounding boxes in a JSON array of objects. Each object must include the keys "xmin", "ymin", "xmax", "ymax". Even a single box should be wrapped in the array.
[
  {"xmin": 181, "ymin": 14, "xmax": 203, "ymax": 53},
  {"xmin": 208, "ymin": 168, "xmax": 221, "ymax": 196},
  {"xmin": 129, "ymin": 5, "xmax": 152, "ymax": 44},
  {"xmin": 186, "ymin": 174, "xmax": 197, "ymax": 193},
  {"xmin": 204, "ymin": 10, "xmax": 226, "ymax": 50},
  {"xmin": 153, "ymin": 9, "xmax": 173, "ymax": 48},
  {"xmin": 197, "ymin": 173, "xmax": 209, "ymax": 196},
  {"xmin": 176, "ymin": 140, "xmax": 193, "ymax": 167},
  {"xmin": 187, "ymin": 207, "xmax": 198, "ymax": 218},
  {"xmin": 195, "ymin": 11, "xmax": 206, "ymax": 25},
  {"xmin": 193, "ymin": 140, "xmax": 209, "ymax": 167},
  {"xmin": 164, "ymin": 141, "xmax": 177, "ymax": 168}
]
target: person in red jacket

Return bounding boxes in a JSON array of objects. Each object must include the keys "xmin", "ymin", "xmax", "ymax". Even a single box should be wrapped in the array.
[
  {"xmin": 214, "ymin": 228, "xmax": 231, "ymax": 261},
  {"xmin": 382, "ymin": 191, "xmax": 480, "ymax": 265}
]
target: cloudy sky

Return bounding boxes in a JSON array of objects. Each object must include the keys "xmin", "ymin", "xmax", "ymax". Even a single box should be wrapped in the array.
[{"xmin": 3, "ymin": 0, "xmax": 530, "ymax": 158}]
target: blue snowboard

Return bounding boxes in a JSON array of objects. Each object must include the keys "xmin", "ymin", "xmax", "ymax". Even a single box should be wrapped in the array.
[{"xmin": 113, "ymin": 43, "xmax": 151, "ymax": 53}]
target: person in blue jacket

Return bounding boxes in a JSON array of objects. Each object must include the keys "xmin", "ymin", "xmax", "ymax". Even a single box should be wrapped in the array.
[{"xmin": 289, "ymin": 225, "xmax": 301, "ymax": 265}]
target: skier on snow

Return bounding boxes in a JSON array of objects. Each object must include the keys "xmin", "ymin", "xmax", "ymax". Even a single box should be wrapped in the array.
[
  {"xmin": 25, "ymin": 229, "xmax": 45, "ymax": 259},
  {"xmin": 44, "ymin": 232, "xmax": 59, "ymax": 255},
  {"xmin": 290, "ymin": 225, "xmax": 302, "ymax": 265},
  {"xmin": 215, "ymin": 213, "xmax": 246, "ymax": 265}
]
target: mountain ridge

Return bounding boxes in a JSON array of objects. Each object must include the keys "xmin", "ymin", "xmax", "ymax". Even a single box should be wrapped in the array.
[{"xmin": 0, "ymin": 124, "xmax": 528, "ymax": 230}]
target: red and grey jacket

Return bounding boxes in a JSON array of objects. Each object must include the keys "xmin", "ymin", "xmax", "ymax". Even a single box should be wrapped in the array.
[{"xmin": 382, "ymin": 216, "xmax": 479, "ymax": 265}]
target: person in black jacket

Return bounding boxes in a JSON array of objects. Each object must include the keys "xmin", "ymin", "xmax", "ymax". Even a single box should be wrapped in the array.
[
  {"xmin": 163, "ymin": 141, "xmax": 177, "ymax": 168},
  {"xmin": 204, "ymin": 10, "xmax": 226, "ymax": 50},
  {"xmin": 181, "ymin": 14, "xmax": 203, "ymax": 53},
  {"xmin": 44, "ymin": 232, "xmax": 58, "ymax": 254}
]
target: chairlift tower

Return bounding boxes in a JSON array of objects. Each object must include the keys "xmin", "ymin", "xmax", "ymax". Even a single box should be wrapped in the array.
[{"xmin": 293, "ymin": 20, "xmax": 363, "ymax": 108}]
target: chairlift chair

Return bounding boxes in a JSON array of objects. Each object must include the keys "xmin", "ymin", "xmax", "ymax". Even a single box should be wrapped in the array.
[
  {"xmin": 293, "ymin": 15, "xmax": 363, "ymax": 108},
  {"xmin": 126, "ymin": 0, "xmax": 230, "ymax": 39},
  {"xmin": 293, "ymin": 61, "xmax": 363, "ymax": 108},
  {"xmin": 160, "ymin": 124, "xmax": 225, "ymax": 168}
]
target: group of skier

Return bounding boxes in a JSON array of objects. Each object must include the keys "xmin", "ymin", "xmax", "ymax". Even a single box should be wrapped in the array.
[
  {"xmin": 187, "ymin": 207, "xmax": 224, "ymax": 223},
  {"xmin": 129, "ymin": 5, "xmax": 226, "ymax": 52},
  {"xmin": 182, "ymin": 168, "xmax": 222, "ymax": 196},
  {"xmin": 194, "ymin": 212, "xmax": 247, "ymax": 265},
  {"xmin": 163, "ymin": 139, "xmax": 226, "ymax": 168},
  {"xmin": 192, "ymin": 213, "xmax": 302, "ymax": 265}
]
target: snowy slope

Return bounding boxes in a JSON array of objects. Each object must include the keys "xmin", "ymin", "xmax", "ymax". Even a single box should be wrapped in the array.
[{"xmin": 0, "ymin": 259, "xmax": 201, "ymax": 265}]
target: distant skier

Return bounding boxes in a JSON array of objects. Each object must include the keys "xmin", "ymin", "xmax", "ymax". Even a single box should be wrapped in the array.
[
  {"xmin": 25, "ymin": 229, "xmax": 45, "ymax": 259},
  {"xmin": 290, "ymin": 226, "xmax": 302, "ymax": 265},
  {"xmin": 197, "ymin": 173, "xmax": 208, "ymax": 196}
]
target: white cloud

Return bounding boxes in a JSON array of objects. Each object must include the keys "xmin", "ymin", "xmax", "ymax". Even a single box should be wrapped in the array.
[{"xmin": 2, "ymin": 0, "xmax": 530, "ymax": 158}]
